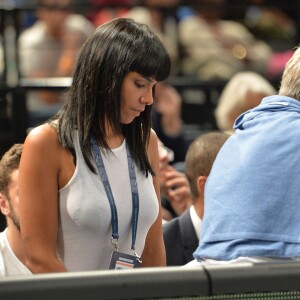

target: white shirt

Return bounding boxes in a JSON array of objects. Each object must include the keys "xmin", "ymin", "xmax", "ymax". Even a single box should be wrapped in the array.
[
  {"xmin": 0, "ymin": 248, "xmax": 4, "ymax": 276},
  {"xmin": 0, "ymin": 229, "xmax": 31, "ymax": 276},
  {"xmin": 184, "ymin": 256, "xmax": 300, "ymax": 268},
  {"xmin": 190, "ymin": 205, "xmax": 202, "ymax": 240}
]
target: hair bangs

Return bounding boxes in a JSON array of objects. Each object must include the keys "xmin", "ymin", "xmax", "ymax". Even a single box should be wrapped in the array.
[{"xmin": 130, "ymin": 42, "xmax": 171, "ymax": 82}]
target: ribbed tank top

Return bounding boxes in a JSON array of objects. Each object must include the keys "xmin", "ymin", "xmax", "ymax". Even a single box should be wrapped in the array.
[{"xmin": 57, "ymin": 132, "xmax": 159, "ymax": 271}]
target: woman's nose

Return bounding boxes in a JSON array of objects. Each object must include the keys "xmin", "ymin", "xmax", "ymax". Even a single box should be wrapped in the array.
[{"xmin": 140, "ymin": 90, "xmax": 154, "ymax": 105}]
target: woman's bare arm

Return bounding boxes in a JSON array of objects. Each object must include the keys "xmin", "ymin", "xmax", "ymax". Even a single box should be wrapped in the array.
[
  {"xmin": 141, "ymin": 129, "xmax": 166, "ymax": 267},
  {"xmin": 19, "ymin": 124, "xmax": 67, "ymax": 273}
]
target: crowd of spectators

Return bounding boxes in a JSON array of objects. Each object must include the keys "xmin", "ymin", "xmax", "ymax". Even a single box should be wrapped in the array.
[{"xmin": 1, "ymin": 1, "xmax": 298, "ymax": 122}]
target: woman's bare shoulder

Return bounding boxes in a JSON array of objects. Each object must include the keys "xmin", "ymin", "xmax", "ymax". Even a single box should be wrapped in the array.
[
  {"xmin": 21, "ymin": 123, "xmax": 75, "ymax": 189},
  {"xmin": 147, "ymin": 129, "xmax": 159, "ymax": 167},
  {"xmin": 149, "ymin": 128, "xmax": 158, "ymax": 148},
  {"xmin": 23, "ymin": 123, "xmax": 63, "ymax": 156}
]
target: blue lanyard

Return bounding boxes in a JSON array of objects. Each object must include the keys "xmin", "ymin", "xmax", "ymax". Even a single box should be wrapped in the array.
[{"xmin": 91, "ymin": 136, "xmax": 139, "ymax": 252}]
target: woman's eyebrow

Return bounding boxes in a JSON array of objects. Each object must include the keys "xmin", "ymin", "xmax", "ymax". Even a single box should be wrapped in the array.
[{"xmin": 140, "ymin": 75, "xmax": 157, "ymax": 83}]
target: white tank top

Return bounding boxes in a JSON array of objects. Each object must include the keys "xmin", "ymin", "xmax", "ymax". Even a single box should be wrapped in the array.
[
  {"xmin": 0, "ymin": 229, "xmax": 31, "ymax": 276},
  {"xmin": 57, "ymin": 132, "xmax": 159, "ymax": 271}
]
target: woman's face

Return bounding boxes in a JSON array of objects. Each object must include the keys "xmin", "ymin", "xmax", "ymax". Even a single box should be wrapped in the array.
[{"xmin": 120, "ymin": 72, "xmax": 157, "ymax": 124}]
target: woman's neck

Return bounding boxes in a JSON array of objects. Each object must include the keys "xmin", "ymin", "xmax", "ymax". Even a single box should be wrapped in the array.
[
  {"xmin": 105, "ymin": 123, "xmax": 124, "ymax": 148},
  {"xmin": 106, "ymin": 134, "xmax": 124, "ymax": 148}
]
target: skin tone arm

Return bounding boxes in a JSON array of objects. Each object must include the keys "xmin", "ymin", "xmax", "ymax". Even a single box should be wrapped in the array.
[
  {"xmin": 141, "ymin": 129, "xmax": 166, "ymax": 267},
  {"xmin": 18, "ymin": 124, "xmax": 70, "ymax": 273}
]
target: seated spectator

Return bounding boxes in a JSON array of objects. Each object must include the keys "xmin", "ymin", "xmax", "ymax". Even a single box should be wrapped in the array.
[
  {"xmin": 0, "ymin": 144, "xmax": 31, "ymax": 276},
  {"xmin": 178, "ymin": 0, "xmax": 273, "ymax": 80},
  {"xmin": 18, "ymin": 0, "xmax": 94, "ymax": 127},
  {"xmin": 243, "ymin": 1, "xmax": 297, "ymax": 82},
  {"xmin": 215, "ymin": 71, "xmax": 276, "ymax": 133},
  {"xmin": 163, "ymin": 132, "xmax": 229, "ymax": 265},
  {"xmin": 189, "ymin": 45, "xmax": 300, "ymax": 266},
  {"xmin": 244, "ymin": 0, "xmax": 296, "ymax": 43}
]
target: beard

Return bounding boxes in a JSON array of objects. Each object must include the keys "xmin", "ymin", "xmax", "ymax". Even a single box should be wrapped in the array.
[
  {"xmin": 10, "ymin": 208, "xmax": 21, "ymax": 232},
  {"xmin": 7, "ymin": 198, "xmax": 21, "ymax": 232}
]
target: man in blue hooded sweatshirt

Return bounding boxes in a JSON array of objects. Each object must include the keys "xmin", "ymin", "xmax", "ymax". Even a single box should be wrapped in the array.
[{"xmin": 188, "ymin": 45, "xmax": 300, "ymax": 266}]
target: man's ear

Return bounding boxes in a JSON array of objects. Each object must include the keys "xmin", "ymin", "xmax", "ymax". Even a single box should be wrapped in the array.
[
  {"xmin": 196, "ymin": 176, "xmax": 207, "ymax": 196},
  {"xmin": 0, "ymin": 193, "xmax": 9, "ymax": 216}
]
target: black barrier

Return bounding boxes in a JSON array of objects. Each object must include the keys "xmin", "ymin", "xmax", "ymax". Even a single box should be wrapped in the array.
[
  {"xmin": 0, "ymin": 266, "xmax": 209, "ymax": 300},
  {"xmin": 1, "ymin": 263, "xmax": 300, "ymax": 300},
  {"xmin": 206, "ymin": 261, "xmax": 300, "ymax": 295}
]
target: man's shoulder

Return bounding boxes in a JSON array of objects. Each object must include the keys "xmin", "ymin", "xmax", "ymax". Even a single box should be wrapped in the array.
[
  {"xmin": 163, "ymin": 210, "xmax": 191, "ymax": 238},
  {"xmin": 163, "ymin": 216, "xmax": 180, "ymax": 232},
  {"xmin": 19, "ymin": 22, "xmax": 45, "ymax": 41},
  {"xmin": 163, "ymin": 217, "xmax": 181, "ymax": 242}
]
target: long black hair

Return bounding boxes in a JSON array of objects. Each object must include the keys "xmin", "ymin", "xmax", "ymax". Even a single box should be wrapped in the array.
[{"xmin": 52, "ymin": 18, "xmax": 171, "ymax": 176}]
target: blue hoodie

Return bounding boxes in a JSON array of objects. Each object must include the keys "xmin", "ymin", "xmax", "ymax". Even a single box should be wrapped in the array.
[{"xmin": 194, "ymin": 95, "xmax": 300, "ymax": 261}]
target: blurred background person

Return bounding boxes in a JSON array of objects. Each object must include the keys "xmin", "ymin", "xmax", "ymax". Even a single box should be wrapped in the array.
[
  {"xmin": 153, "ymin": 82, "xmax": 190, "ymax": 164},
  {"xmin": 244, "ymin": 0, "xmax": 296, "ymax": 47},
  {"xmin": 178, "ymin": 0, "xmax": 273, "ymax": 80},
  {"xmin": 163, "ymin": 132, "xmax": 229, "ymax": 265},
  {"xmin": 18, "ymin": 0, "xmax": 94, "ymax": 128},
  {"xmin": 243, "ymin": 0, "xmax": 297, "ymax": 83},
  {"xmin": 215, "ymin": 71, "xmax": 276, "ymax": 133},
  {"xmin": 0, "ymin": 144, "xmax": 31, "ymax": 276},
  {"xmin": 88, "ymin": 0, "xmax": 132, "ymax": 27}
]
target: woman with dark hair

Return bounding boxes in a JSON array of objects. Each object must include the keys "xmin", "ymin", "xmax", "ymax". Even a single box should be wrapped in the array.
[{"xmin": 18, "ymin": 18, "xmax": 171, "ymax": 273}]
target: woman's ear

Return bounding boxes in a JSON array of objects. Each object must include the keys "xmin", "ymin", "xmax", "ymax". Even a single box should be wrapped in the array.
[{"xmin": 0, "ymin": 193, "xmax": 9, "ymax": 216}]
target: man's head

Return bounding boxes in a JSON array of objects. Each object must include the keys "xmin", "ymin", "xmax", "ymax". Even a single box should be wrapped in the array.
[
  {"xmin": 215, "ymin": 71, "xmax": 276, "ymax": 132},
  {"xmin": 0, "ymin": 144, "xmax": 23, "ymax": 231},
  {"xmin": 185, "ymin": 132, "xmax": 229, "ymax": 215},
  {"xmin": 279, "ymin": 45, "xmax": 300, "ymax": 101}
]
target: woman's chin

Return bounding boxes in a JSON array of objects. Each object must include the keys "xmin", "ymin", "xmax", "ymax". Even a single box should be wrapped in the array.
[{"xmin": 121, "ymin": 116, "xmax": 137, "ymax": 124}]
